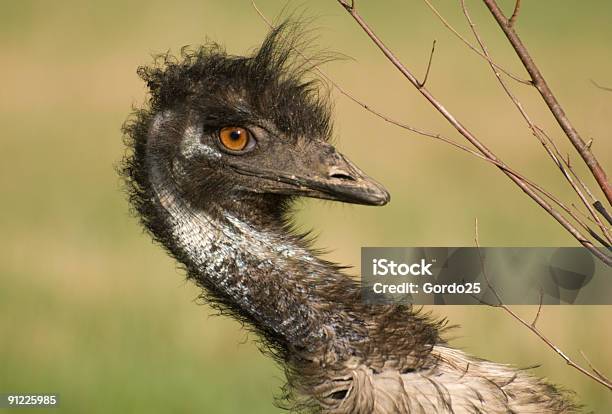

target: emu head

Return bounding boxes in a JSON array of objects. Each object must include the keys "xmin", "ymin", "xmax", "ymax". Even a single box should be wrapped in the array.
[{"xmin": 131, "ymin": 23, "xmax": 389, "ymax": 224}]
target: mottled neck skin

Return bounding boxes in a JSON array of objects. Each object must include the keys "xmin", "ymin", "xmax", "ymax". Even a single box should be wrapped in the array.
[{"xmin": 146, "ymin": 112, "xmax": 371, "ymax": 364}]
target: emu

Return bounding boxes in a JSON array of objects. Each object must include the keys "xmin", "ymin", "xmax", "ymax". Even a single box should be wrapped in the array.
[{"xmin": 121, "ymin": 24, "xmax": 576, "ymax": 413}]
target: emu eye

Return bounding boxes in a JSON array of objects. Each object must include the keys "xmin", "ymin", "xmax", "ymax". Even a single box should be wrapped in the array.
[{"xmin": 219, "ymin": 127, "xmax": 252, "ymax": 152}]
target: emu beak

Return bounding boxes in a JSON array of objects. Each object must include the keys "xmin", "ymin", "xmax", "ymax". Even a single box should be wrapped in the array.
[
  {"xmin": 232, "ymin": 143, "xmax": 390, "ymax": 206},
  {"xmin": 305, "ymin": 149, "xmax": 391, "ymax": 206}
]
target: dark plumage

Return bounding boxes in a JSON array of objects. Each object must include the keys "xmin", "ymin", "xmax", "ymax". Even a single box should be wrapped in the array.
[{"xmin": 121, "ymin": 23, "xmax": 577, "ymax": 413}]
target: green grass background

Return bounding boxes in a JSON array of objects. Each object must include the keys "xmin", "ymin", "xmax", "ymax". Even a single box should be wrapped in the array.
[{"xmin": 1, "ymin": 0, "xmax": 611, "ymax": 412}]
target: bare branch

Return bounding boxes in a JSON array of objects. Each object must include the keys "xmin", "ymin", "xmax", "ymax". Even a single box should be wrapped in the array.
[
  {"xmin": 570, "ymin": 203, "xmax": 612, "ymax": 247},
  {"xmin": 536, "ymin": 126, "xmax": 612, "ymax": 240},
  {"xmin": 335, "ymin": 0, "xmax": 612, "ymax": 265},
  {"xmin": 536, "ymin": 129, "xmax": 598, "ymax": 204},
  {"xmin": 253, "ymin": 2, "xmax": 609, "ymax": 246},
  {"xmin": 482, "ymin": 0, "xmax": 612, "ymax": 205},
  {"xmin": 249, "ymin": 4, "xmax": 527, "ymax": 176},
  {"xmin": 508, "ymin": 0, "xmax": 521, "ymax": 27},
  {"xmin": 418, "ymin": 40, "xmax": 437, "ymax": 88},
  {"xmin": 587, "ymin": 228, "xmax": 611, "ymax": 249},
  {"xmin": 474, "ymin": 219, "xmax": 612, "ymax": 391},
  {"xmin": 254, "ymin": 1, "xmax": 610, "ymax": 260},
  {"xmin": 594, "ymin": 201, "xmax": 612, "ymax": 226},
  {"xmin": 422, "ymin": 0, "xmax": 531, "ymax": 85},
  {"xmin": 459, "ymin": 0, "xmax": 611, "ymax": 245}
]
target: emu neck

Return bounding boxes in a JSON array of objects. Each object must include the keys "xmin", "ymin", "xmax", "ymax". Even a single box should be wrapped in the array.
[{"xmin": 147, "ymin": 146, "xmax": 366, "ymax": 359}]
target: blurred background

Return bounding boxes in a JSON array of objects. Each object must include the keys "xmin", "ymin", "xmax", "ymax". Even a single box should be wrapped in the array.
[{"xmin": 1, "ymin": 0, "xmax": 611, "ymax": 412}]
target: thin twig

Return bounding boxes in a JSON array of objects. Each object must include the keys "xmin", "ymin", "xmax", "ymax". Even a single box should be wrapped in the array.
[
  {"xmin": 591, "ymin": 79, "xmax": 612, "ymax": 92},
  {"xmin": 482, "ymin": 0, "xmax": 612, "ymax": 205},
  {"xmin": 418, "ymin": 40, "xmax": 437, "ymax": 88},
  {"xmin": 335, "ymin": 0, "xmax": 612, "ymax": 265},
  {"xmin": 536, "ymin": 127, "xmax": 598, "ymax": 205},
  {"xmin": 460, "ymin": 0, "xmax": 611, "ymax": 245},
  {"xmin": 570, "ymin": 204, "xmax": 612, "ymax": 247},
  {"xmin": 535, "ymin": 126, "xmax": 612, "ymax": 241},
  {"xmin": 572, "ymin": 204, "xmax": 603, "ymax": 227},
  {"xmin": 508, "ymin": 0, "xmax": 521, "ymax": 27},
  {"xmin": 422, "ymin": 0, "xmax": 531, "ymax": 85},
  {"xmin": 474, "ymin": 218, "xmax": 612, "ymax": 391},
  {"xmin": 580, "ymin": 350, "xmax": 610, "ymax": 383},
  {"xmin": 531, "ymin": 289, "xmax": 542, "ymax": 327},
  {"xmin": 594, "ymin": 201, "xmax": 612, "ymax": 226},
  {"xmin": 587, "ymin": 229, "xmax": 611, "ymax": 250}
]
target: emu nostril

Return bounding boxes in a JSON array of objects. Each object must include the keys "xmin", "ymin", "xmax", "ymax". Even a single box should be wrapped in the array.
[
  {"xmin": 330, "ymin": 172, "xmax": 355, "ymax": 181},
  {"xmin": 328, "ymin": 167, "xmax": 356, "ymax": 181}
]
